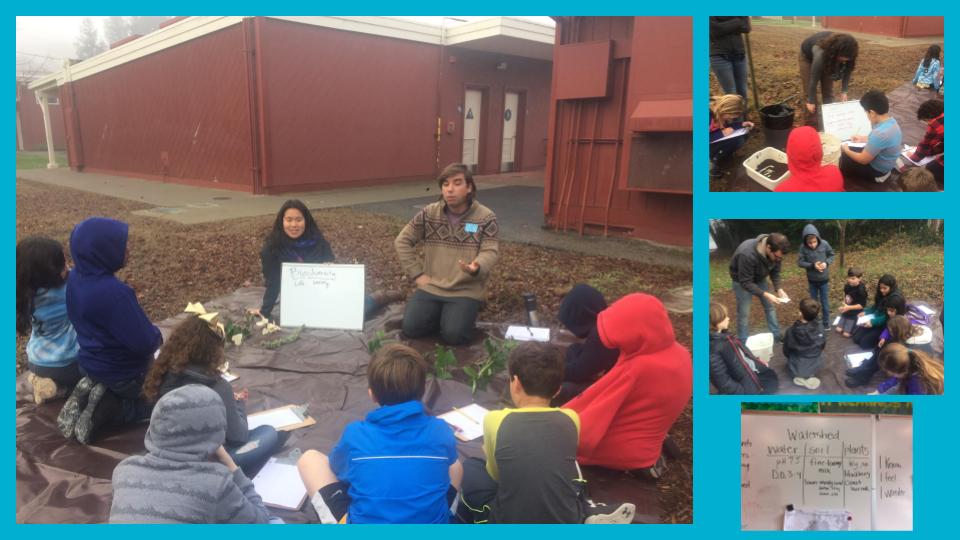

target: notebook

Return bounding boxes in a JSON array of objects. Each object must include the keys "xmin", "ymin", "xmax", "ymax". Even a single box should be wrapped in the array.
[{"xmin": 252, "ymin": 458, "xmax": 308, "ymax": 510}]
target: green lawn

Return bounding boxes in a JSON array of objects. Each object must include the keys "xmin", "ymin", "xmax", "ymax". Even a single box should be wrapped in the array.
[{"xmin": 16, "ymin": 152, "xmax": 66, "ymax": 170}]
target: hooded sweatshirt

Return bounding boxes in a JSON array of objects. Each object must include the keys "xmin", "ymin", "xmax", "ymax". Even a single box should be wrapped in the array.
[
  {"xmin": 329, "ymin": 400, "xmax": 458, "ymax": 523},
  {"xmin": 566, "ymin": 294, "xmax": 692, "ymax": 470},
  {"xmin": 159, "ymin": 367, "xmax": 249, "ymax": 446},
  {"xmin": 729, "ymin": 234, "xmax": 783, "ymax": 297},
  {"xmin": 709, "ymin": 331, "xmax": 763, "ymax": 394},
  {"xmin": 557, "ymin": 284, "xmax": 620, "ymax": 382},
  {"xmin": 775, "ymin": 126, "xmax": 844, "ymax": 192},
  {"xmin": 782, "ymin": 319, "xmax": 826, "ymax": 378},
  {"xmin": 110, "ymin": 385, "xmax": 270, "ymax": 523},
  {"xmin": 66, "ymin": 218, "xmax": 162, "ymax": 384},
  {"xmin": 797, "ymin": 224, "xmax": 835, "ymax": 283}
]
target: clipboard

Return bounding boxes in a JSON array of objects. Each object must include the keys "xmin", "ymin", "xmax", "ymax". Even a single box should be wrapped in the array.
[{"xmin": 247, "ymin": 404, "xmax": 316, "ymax": 431}]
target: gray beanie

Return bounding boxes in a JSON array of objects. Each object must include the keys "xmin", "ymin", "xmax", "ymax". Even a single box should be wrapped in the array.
[{"xmin": 144, "ymin": 384, "xmax": 227, "ymax": 461}]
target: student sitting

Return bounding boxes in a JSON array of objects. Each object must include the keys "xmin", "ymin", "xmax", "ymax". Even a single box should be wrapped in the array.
[
  {"xmin": 555, "ymin": 284, "xmax": 620, "ymax": 403},
  {"xmin": 16, "ymin": 236, "xmax": 81, "ymax": 405},
  {"xmin": 875, "ymin": 343, "xmax": 944, "ymax": 395},
  {"xmin": 62, "ymin": 217, "xmax": 163, "ymax": 444},
  {"xmin": 565, "ymin": 293, "xmax": 692, "ymax": 475},
  {"xmin": 110, "ymin": 385, "xmax": 271, "ymax": 523},
  {"xmin": 912, "ymin": 45, "xmax": 942, "ymax": 91},
  {"xmin": 901, "ymin": 99, "xmax": 943, "ymax": 186},
  {"xmin": 297, "ymin": 344, "xmax": 461, "ymax": 523},
  {"xmin": 143, "ymin": 312, "xmax": 284, "ymax": 477},
  {"xmin": 458, "ymin": 342, "xmax": 636, "ymax": 524},
  {"xmin": 846, "ymin": 283, "xmax": 907, "ymax": 388},
  {"xmin": 709, "ymin": 302, "xmax": 779, "ymax": 394},
  {"xmin": 775, "ymin": 126, "xmax": 844, "ymax": 192},
  {"xmin": 783, "ymin": 298, "xmax": 827, "ymax": 390},
  {"xmin": 839, "ymin": 90, "xmax": 902, "ymax": 184},
  {"xmin": 709, "ymin": 94, "xmax": 754, "ymax": 178},
  {"xmin": 835, "ymin": 267, "xmax": 868, "ymax": 337}
]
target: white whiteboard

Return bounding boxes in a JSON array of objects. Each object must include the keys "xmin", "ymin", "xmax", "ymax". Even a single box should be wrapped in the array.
[
  {"xmin": 822, "ymin": 100, "xmax": 872, "ymax": 142},
  {"xmin": 279, "ymin": 263, "xmax": 365, "ymax": 330},
  {"xmin": 741, "ymin": 412, "xmax": 913, "ymax": 531},
  {"xmin": 875, "ymin": 415, "xmax": 913, "ymax": 531}
]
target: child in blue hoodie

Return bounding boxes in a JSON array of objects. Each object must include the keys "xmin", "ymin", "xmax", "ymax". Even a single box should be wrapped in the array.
[
  {"xmin": 297, "ymin": 343, "xmax": 461, "ymax": 523},
  {"xmin": 797, "ymin": 224, "xmax": 835, "ymax": 329},
  {"xmin": 62, "ymin": 217, "xmax": 162, "ymax": 443}
]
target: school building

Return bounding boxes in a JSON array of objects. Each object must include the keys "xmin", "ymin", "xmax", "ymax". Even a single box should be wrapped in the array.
[
  {"xmin": 544, "ymin": 16, "xmax": 692, "ymax": 245},
  {"xmin": 16, "ymin": 79, "xmax": 67, "ymax": 151},
  {"xmin": 27, "ymin": 16, "xmax": 554, "ymax": 192}
]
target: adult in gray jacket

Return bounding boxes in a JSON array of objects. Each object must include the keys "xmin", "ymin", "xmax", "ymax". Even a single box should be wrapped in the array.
[
  {"xmin": 799, "ymin": 31, "xmax": 859, "ymax": 127},
  {"xmin": 797, "ymin": 223, "xmax": 835, "ymax": 329},
  {"xmin": 110, "ymin": 384, "xmax": 271, "ymax": 524},
  {"xmin": 728, "ymin": 232, "xmax": 790, "ymax": 341}
]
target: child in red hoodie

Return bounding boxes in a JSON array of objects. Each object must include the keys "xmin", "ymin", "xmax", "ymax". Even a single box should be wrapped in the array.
[
  {"xmin": 775, "ymin": 126, "xmax": 844, "ymax": 192},
  {"xmin": 565, "ymin": 293, "xmax": 692, "ymax": 474}
]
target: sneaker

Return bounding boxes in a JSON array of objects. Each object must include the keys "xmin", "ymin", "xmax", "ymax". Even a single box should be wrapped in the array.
[
  {"xmin": 74, "ymin": 383, "xmax": 107, "ymax": 445},
  {"xmin": 57, "ymin": 376, "xmax": 95, "ymax": 439},
  {"xmin": 875, "ymin": 172, "xmax": 891, "ymax": 183},
  {"xmin": 793, "ymin": 377, "xmax": 821, "ymax": 390},
  {"xmin": 584, "ymin": 500, "xmax": 636, "ymax": 524},
  {"xmin": 31, "ymin": 375, "xmax": 59, "ymax": 405}
]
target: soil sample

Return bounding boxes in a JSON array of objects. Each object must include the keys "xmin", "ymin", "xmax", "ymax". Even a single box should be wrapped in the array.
[{"xmin": 756, "ymin": 159, "xmax": 788, "ymax": 179}]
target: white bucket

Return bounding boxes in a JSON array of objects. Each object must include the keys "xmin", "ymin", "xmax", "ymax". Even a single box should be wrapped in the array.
[
  {"xmin": 745, "ymin": 332, "xmax": 775, "ymax": 363},
  {"xmin": 742, "ymin": 147, "xmax": 791, "ymax": 190},
  {"xmin": 819, "ymin": 132, "xmax": 841, "ymax": 166}
]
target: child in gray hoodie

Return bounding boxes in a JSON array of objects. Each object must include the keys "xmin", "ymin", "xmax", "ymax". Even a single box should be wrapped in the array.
[
  {"xmin": 110, "ymin": 384, "xmax": 271, "ymax": 524},
  {"xmin": 797, "ymin": 224, "xmax": 835, "ymax": 329}
]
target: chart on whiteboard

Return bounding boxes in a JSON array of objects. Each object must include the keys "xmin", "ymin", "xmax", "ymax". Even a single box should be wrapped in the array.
[{"xmin": 280, "ymin": 263, "xmax": 365, "ymax": 330}]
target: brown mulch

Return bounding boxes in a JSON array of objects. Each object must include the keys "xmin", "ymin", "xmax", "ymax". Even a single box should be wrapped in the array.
[{"xmin": 16, "ymin": 177, "xmax": 693, "ymax": 523}]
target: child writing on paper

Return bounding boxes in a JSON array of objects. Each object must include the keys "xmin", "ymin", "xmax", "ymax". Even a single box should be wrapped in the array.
[
  {"xmin": 143, "ymin": 312, "xmax": 284, "ymax": 477},
  {"xmin": 16, "ymin": 236, "xmax": 81, "ymax": 405},
  {"xmin": 709, "ymin": 94, "xmax": 754, "ymax": 178},
  {"xmin": 110, "ymin": 384, "xmax": 271, "ymax": 523},
  {"xmin": 457, "ymin": 341, "xmax": 635, "ymax": 524},
  {"xmin": 297, "ymin": 343, "xmax": 461, "ymax": 523},
  {"xmin": 709, "ymin": 302, "xmax": 779, "ymax": 395},
  {"xmin": 839, "ymin": 90, "xmax": 902, "ymax": 184},
  {"xmin": 900, "ymin": 99, "xmax": 943, "ymax": 185},
  {"xmin": 875, "ymin": 343, "xmax": 944, "ymax": 395},
  {"xmin": 835, "ymin": 267, "xmax": 868, "ymax": 337},
  {"xmin": 782, "ymin": 298, "xmax": 826, "ymax": 390}
]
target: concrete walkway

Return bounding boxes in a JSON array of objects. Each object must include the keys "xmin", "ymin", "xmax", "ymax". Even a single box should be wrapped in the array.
[{"xmin": 16, "ymin": 167, "xmax": 691, "ymax": 268}]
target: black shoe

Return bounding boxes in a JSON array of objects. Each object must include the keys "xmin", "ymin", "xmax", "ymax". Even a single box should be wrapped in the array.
[{"xmin": 58, "ymin": 376, "xmax": 95, "ymax": 439}]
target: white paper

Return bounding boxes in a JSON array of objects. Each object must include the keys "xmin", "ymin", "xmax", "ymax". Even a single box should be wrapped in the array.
[
  {"xmin": 822, "ymin": 100, "xmax": 872, "ymax": 142},
  {"xmin": 252, "ymin": 458, "xmax": 308, "ymax": 510},
  {"xmin": 280, "ymin": 263, "xmax": 365, "ymax": 330},
  {"xmin": 711, "ymin": 127, "xmax": 750, "ymax": 144},
  {"xmin": 783, "ymin": 508, "xmax": 852, "ymax": 531},
  {"xmin": 832, "ymin": 316, "xmax": 841, "ymax": 326},
  {"xmin": 504, "ymin": 326, "xmax": 551, "ymax": 342},
  {"xmin": 439, "ymin": 404, "xmax": 489, "ymax": 441},
  {"xmin": 221, "ymin": 372, "xmax": 239, "ymax": 383},
  {"xmin": 845, "ymin": 141, "xmax": 867, "ymax": 149},
  {"xmin": 900, "ymin": 145, "xmax": 940, "ymax": 167},
  {"xmin": 845, "ymin": 351, "xmax": 873, "ymax": 369},
  {"xmin": 857, "ymin": 315, "xmax": 873, "ymax": 326},
  {"xmin": 247, "ymin": 407, "xmax": 304, "ymax": 431},
  {"xmin": 917, "ymin": 305, "xmax": 936, "ymax": 315}
]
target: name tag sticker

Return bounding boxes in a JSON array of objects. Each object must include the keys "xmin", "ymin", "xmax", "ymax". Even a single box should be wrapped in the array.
[{"xmin": 464, "ymin": 223, "xmax": 479, "ymax": 233}]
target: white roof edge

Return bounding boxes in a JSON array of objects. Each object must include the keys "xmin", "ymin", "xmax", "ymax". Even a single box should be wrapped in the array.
[
  {"xmin": 26, "ymin": 15, "xmax": 553, "ymax": 91},
  {"xmin": 29, "ymin": 16, "xmax": 245, "ymax": 90}
]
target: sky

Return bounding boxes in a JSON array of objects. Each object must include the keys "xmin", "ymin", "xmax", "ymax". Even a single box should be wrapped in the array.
[{"xmin": 15, "ymin": 16, "xmax": 555, "ymax": 80}]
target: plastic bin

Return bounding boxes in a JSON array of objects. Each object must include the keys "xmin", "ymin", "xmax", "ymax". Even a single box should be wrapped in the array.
[
  {"xmin": 743, "ymin": 147, "xmax": 791, "ymax": 190},
  {"xmin": 759, "ymin": 103, "xmax": 795, "ymax": 150},
  {"xmin": 745, "ymin": 332, "xmax": 774, "ymax": 363}
]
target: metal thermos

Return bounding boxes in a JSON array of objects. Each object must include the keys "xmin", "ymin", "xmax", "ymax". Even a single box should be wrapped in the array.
[{"xmin": 523, "ymin": 292, "xmax": 541, "ymax": 327}]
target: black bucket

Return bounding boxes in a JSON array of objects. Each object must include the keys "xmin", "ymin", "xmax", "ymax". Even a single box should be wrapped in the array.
[{"xmin": 759, "ymin": 103, "xmax": 795, "ymax": 150}]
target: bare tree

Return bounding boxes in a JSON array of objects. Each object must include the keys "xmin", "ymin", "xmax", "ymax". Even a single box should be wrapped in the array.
[{"xmin": 74, "ymin": 17, "xmax": 106, "ymax": 60}]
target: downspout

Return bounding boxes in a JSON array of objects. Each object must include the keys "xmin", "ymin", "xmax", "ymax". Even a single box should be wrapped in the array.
[{"xmin": 242, "ymin": 17, "xmax": 263, "ymax": 194}]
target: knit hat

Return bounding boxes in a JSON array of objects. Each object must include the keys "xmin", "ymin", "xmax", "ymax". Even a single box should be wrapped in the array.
[{"xmin": 144, "ymin": 384, "xmax": 226, "ymax": 461}]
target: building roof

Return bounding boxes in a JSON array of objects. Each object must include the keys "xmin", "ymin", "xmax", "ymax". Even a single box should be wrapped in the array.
[{"xmin": 29, "ymin": 16, "xmax": 554, "ymax": 92}]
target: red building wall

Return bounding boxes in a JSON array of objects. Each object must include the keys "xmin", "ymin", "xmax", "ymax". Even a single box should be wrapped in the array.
[
  {"xmin": 62, "ymin": 24, "xmax": 255, "ymax": 190},
  {"xmin": 823, "ymin": 16, "xmax": 943, "ymax": 38},
  {"xmin": 544, "ymin": 16, "xmax": 692, "ymax": 246},
  {"xmin": 17, "ymin": 82, "xmax": 67, "ymax": 151}
]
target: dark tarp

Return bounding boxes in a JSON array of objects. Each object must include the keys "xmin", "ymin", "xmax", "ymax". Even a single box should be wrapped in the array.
[
  {"xmin": 17, "ymin": 287, "xmax": 663, "ymax": 524},
  {"xmin": 724, "ymin": 82, "xmax": 942, "ymax": 192}
]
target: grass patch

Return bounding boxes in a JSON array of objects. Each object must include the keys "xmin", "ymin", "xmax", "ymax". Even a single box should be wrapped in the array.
[{"xmin": 16, "ymin": 152, "xmax": 66, "ymax": 170}]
